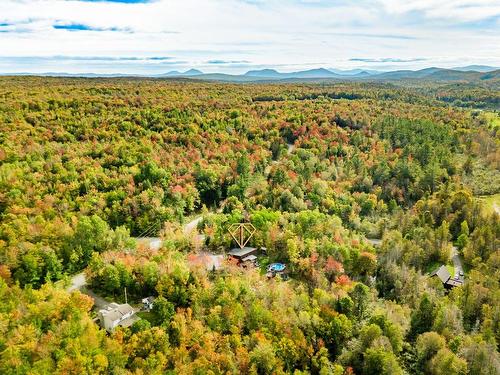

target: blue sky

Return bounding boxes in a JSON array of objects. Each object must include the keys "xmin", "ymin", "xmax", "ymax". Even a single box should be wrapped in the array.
[{"xmin": 0, "ymin": 0, "xmax": 499, "ymax": 74}]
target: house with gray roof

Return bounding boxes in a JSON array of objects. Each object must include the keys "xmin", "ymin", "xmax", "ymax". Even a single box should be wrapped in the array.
[
  {"xmin": 228, "ymin": 247, "xmax": 259, "ymax": 260},
  {"xmin": 99, "ymin": 303, "xmax": 137, "ymax": 332},
  {"xmin": 430, "ymin": 265, "xmax": 463, "ymax": 289}
]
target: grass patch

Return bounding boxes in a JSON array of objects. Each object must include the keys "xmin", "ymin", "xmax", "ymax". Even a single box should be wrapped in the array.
[
  {"xmin": 258, "ymin": 256, "xmax": 271, "ymax": 275},
  {"xmin": 446, "ymin": 264, "xmax": 454, "ymax": 276},
  {"xmin": 426, "ymin": 261, "xmax": 441, "ymax": 274},
  {"xmin": 483, "ymin": 111, "xmax": 500, "ymax": 129},
  {"xmin": 426, "ymin": 261, "xmax": 454, "ymax": 276},
  {"xmin": 478, "ymin": 193, "xmax": 500, "ymax": 215},
  {"xmin": 136, "ymin": 311, "xmax": 156, "ymax": 324},
  {"xmin": 462, "ymin": 159, "xmax": 500, "ymax": 196}
]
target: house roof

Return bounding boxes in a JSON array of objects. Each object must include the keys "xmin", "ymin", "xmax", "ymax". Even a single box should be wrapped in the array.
[
  {"xmin": 117, "ymin": 315, "xmax": 140, "ymax": 328},
  {"xmin": 445, "ymin": 278, "xmax": 463, "ymax": 287},
  {"xmin": 101, "ymin": 303, "xmax": 134, "ymax": 322},
  {"xmin": 242, "ymin": 255, "xmax": 257, "ymax": 262},
  {"xmin": 228, "ymin": 247, "xmax": 257, "ymax": 258},
  {"xmin": 430, "ymin": 265, "xmax": 451, "ymax": 283}
]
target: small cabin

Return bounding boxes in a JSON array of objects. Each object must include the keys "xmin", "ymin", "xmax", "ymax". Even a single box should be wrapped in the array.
[
  {"xmin": 227, "ymin": 247, "xmax": 259, "ymax": 263},
  {"xmin": 430, "ymin": 265, "xmax": 463, "ymax": 289}
]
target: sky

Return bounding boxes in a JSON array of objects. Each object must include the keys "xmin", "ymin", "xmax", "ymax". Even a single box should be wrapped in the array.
[{"xmin": 0, "ymin": 0, "xmax": 499, "ymax": 74}]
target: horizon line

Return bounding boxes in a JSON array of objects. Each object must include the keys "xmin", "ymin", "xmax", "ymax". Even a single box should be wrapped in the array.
[{"xmin": 0, "ymin": 64, "xmax": 498, "ymax": 77}]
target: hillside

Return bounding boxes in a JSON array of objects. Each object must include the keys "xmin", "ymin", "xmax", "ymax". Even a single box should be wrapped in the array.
[
  {"xmin": 5, "ymin": 67, "xmax": 500, "ymax": 89},
  {"xmin": 0, "ymin": 77, "xmax": 498, "ymax": 374}
]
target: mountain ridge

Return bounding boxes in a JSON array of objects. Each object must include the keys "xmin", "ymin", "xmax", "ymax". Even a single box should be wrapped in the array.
[{"xmin": 2, "ymin": 66, "xmax": 499, "ymax": 85}]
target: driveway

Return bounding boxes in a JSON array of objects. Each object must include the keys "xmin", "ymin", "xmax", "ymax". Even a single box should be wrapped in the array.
[
  {"xmin": 81, "ymin": 286, "xmax": 110, "ymax": 310},
  {"xmin": 184, "ymin": 216, "xmax": 202, "ymax": 234},
  {"xmin": 184, "ymin": 216, "xmax": 206, "ymax": 243},
  {"xmin": 67, "ymin": 272, "xmax": 86, "ymax": 292},
  {"xmin": 451, "ymin": 246, "xmax": 464, "ymax": 282},
  {"xmin": 366, "ymin": 238, "xmax": 382, "ymax": 247},
  {"xmin": 67, "ymin": 216, "xmax": 207, "ymax": 310},
  {"xmin": 67, "ymin": 272, "xmax": 110, "ymax": 310}
]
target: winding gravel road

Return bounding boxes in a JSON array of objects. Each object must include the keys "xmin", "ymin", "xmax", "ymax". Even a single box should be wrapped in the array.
[
  {"xmin": 67, "ymin": 215, "xmax": 205, "ymax": 308},
  {"xmin": 184, "ymin": 216, "xmax": 203, "ymax": 234},
  {"xmin": 66, "ymin": 272, "xmax": 109, "ymax": 309}
]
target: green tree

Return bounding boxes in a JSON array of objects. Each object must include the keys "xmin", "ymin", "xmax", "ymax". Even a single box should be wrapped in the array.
[
  {"xmin": 64, "ymin": 215, "xmax": 113, "ymax": 271},
  {"xmin": 152, "ymin": 296, "xmax": 175, "ymax": 327},
  {"xmin": 416, "ymin": 331, "xmax": 446, "ymax": 371},
  {"xmin": 410, "ymin": 294, "xmax": 437, "ymax": 339},
  {"xmin": 249, "ymin": 340, "xmax": 280, "ymax": 374},
  {"xmin": 429, "ymin": 348, "xmax": 467, "ymax": 375},
  {"xmin": 102, "ymin": 264, "xmax": 121, "ymax": 294},
  {"xmin": 350, "ymin": 283, "xmax": 371, "ymax": 319},
  {"xmin": 456, "ymin": 220, "xmax": 469, "ymax": 251},
  {"xmin": 364, "ymin": 347, "xmax": 403, "ymax": 375},
  {"xmin": 194, "ymin": 166, "xmax": 223, "ymax": 206},
  {"xmin": 131, "ymin": 318, "xmax": 151, "ymax": 334},
  {"xmin": 13, "ymin": 252, "xmax": 41, "ymax": 287}
]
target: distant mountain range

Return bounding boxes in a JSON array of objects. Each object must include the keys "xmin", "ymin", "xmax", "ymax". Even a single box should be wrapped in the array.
[
  {"xmin": 3, "ymin": 66, "xmax": 499, "ymax": 83},
  {"xmin": 156, "ymin": 66, "xmax": 500, "ymax": 83},
  {"xmin": 160, "ymin": 69, "xmax": 203, "ymax": 77},
  {"xmin": 452, "ymin": 65, "xmax": 499, "ymax": 73}
]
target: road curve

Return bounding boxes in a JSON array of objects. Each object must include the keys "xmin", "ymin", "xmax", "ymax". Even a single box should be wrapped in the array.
[
  {"xmin": 184, "ymin": 216, "xmax": 203, "ymax": 234},
  {"xmin": 68, "ymin": 215, "xmax": 205, "ymax": 303}
]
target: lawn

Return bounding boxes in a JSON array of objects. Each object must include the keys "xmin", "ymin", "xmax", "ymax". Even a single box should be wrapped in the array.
[
  {"xmin": 136, "ymin": 311, "xmax": 156, "ymax": 324},
  {"xmin": 478, "ymin": 193, "xmax": 500, "ymax": 215},
  {"xmin": 484, "ymin": 111, "xmax": 500, "ymax": 129},
  {"xmin": 257, "ymin": 256, "xmax": 271, "ymax": 274},
  {"xmin": 446, "ymin": 264, "xmax": 454, "ymax": 276},
  {"xmin": 426, "ymin": 261, "xmax": 454, "ymax": 276}
]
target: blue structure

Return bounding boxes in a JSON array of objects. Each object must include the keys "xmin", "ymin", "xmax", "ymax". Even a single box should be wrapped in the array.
[{"xmin": 267, "ymin": 263, "xmax": 286, "ymax": 272}]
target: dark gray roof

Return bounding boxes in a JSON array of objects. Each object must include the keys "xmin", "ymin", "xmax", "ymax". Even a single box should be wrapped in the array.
[
  {"xmin": 445, "ymin": 278, "xmax": 463, "ymax": 287},
  {"xmin": 228, "ymin": 247, "xmax": 257, "ymax": 258},
  {"xmin": 430, "ymin": 265, "xmax": 451, "ymax": 283}
]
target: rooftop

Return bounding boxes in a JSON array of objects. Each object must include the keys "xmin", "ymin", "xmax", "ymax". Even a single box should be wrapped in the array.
[
  {"xmin": 430, "ymin": 265, "xmax": 451, "ymax": 284},
  {"xmin": 242, "ymin": 254, "xmax": 258, "ymax": 262},
  {"xmin": 100, "ymin": 303, "xmax": 134, "ymax": 322},
  {"xmin": 228, "ymin": 247, "xmax": 258, "ymax": 258},
  {"xmin": 445, "ymin": 278, "xmax": 464, "ymax": 287}
]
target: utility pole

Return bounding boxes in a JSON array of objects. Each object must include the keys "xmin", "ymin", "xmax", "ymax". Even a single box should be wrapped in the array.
[{"xmin": 124, "ymin": 287, "xmax": 128, "ymax": 304}]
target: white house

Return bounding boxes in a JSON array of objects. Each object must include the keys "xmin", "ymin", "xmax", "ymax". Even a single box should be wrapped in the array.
[
  {"xmin": 141, "ymin": 296, "xmax": 155, "ymax": 311},
  {"xmin": 99, "ymin": 303, "xmax": 136, "ymax": 332}
]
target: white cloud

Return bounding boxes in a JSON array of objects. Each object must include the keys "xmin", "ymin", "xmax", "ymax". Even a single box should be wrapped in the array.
[
  {"xmin": 0, "ymin": 0, "xmax": 498, "ymax": 73},
  {"xmin": 379, "ymin": 0, "xmax": 500, "ymax": 22}
]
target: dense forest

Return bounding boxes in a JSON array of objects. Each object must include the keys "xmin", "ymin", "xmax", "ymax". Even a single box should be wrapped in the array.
[{"xmin": 0, "ymin": 76, "xmax": 498, "ymax": 374}]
